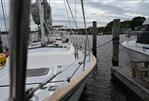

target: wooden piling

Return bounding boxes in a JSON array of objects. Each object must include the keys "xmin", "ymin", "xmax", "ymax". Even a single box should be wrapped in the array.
[
  {"xmin": 112, "ymin": 19, "xmax": 120, "ymax": 66},
  {"xmin": 92, "ymin": 21, "xmax": 97, "ymax": 57}
]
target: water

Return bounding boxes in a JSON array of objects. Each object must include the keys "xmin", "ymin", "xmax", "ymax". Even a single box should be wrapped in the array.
[
  {"xmin": 1, "ymin": 34, "xmax": 141, "ymax": 101},
  {"xmin": 80, "ymin": 35, "xmax": 141, "ymax": 101}
]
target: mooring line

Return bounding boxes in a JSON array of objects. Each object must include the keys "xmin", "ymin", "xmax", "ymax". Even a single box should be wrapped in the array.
[{"xmin": 96, "ymin": 39, "xmax": 112, "ymax": 48}]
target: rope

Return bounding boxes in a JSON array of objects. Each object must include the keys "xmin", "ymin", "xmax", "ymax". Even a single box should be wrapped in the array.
[
  {"xmin": 0, "ymin": 80, "xmax": 67, "ymax": 87},
  {"xmin": 96, "ymin": 39, "xmax": 112, "ymax": 48}
]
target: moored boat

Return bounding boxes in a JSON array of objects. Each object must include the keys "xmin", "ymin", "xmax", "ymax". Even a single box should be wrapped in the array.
[
  {"xmin": 122, "ymin": 19, "xmax": 149, "ymax": 60},
  {"xmin": 0, "ymin": 0, "xmax": 96, "ymax": 101}
]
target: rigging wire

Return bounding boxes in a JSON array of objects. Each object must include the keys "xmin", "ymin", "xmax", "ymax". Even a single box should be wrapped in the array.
[
  {"xmin": 64, "ymin": 0, "xmax": 73, "ymax": 29},
  {"xmin": 80, "ymin": 0, "xmax": 89, "ymax": 71},
  {"xmin": 65, "ymin": 0, "xmax": 78, "ymax": 29},
  {"xmin": 64, "ymin": 0, "xmax": 75, "ymax": 46},
  {"xmin": 75, "ymin": 0, "xmax": 77, "ymax": 24},
  {"xmin": 3, "ymin": 0, "xmax": 7, "ymax": 18},
  {"xmin": 0, "ymin": 0, "xmax": 9, "ymax": 49},
  {"xmin": 0, "ymin": 0, "xmax": 7, "ymax": 32},
  {"xmin": 74, "ymin": 0, "xmax": 80, "ymax": 55}
]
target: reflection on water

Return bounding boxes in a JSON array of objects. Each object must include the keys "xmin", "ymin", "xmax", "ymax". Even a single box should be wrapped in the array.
[{"xmin": 80, "ymin": 35, "xmax": 143, "ymax": 101}]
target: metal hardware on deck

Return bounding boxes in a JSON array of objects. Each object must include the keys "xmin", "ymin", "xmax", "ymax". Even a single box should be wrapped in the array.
[
  {"xmin": 25, "ymin": 70, "xmax": 62, "ymax": 99},
  {"xmin": 25, "ymin": 57, "xmax": 85, "ymax": 99},
  {"xmin": 48, "ymin": 85, "xmax": 58, "ymax": 91}
]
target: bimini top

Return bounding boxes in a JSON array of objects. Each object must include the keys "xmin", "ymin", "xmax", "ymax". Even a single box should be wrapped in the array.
[{"xmin": 143, "ymin": 18, "xmax": 149, "ymax": 25}]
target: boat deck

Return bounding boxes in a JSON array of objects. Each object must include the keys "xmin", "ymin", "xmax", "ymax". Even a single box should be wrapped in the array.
[
  {"xmin": 28, "ymin": 43, "xmax": 71, "ymax": 54},
  {"xmin": 0, "ymin": 49, "xmax": 96, "ymax": 101}
]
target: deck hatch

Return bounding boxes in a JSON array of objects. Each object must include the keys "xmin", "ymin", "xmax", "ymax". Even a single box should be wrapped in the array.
[{"xmin": 26, "ymin": 68, "xmax": 49, "ymax": 77}]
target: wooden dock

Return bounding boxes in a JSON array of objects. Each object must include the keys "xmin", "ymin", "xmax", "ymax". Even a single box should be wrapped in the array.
[
  {"xmin": 111, "ymin": 21, "xmax": 149, "ymax": 101},
  {"xmin": 111, "ymin": 65, "xmax": 149, "ymax": 101}
]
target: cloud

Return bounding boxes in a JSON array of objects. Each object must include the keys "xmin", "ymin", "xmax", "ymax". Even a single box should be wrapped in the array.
[
  {"xmin": 83, "ymin": 0, "xmax": 149, "ymax": 25},
  {"xmin": 0, "ymin": 0, "xmax": 149, "ymax": 31}
]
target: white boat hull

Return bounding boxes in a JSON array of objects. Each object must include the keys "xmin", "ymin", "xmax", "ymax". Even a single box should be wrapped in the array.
[
  {"xmin": 49, "ymin": 54, "xmax": 96, "ymax": 101},
  {"xmin": 122, "ymin": 40, "xmax": 149, "ymax": 60},
  {"xmin": 0, "ymin": 41, "xmax": 96, "ymax": 101},
  {"xmin": 123, "ymin": 46, "xmax": 149, "ymax": 60},
  {"xmin": 60, "ymin": 78, "xmax": 87, "ymax": 101}
]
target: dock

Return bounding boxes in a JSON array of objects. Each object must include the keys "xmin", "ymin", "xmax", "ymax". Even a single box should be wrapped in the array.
[
  {"xmin": 111, "ymin": 64, "xmax": 149, "ymax": 101},
  {"xmin": 110, "ymin": 18, "xmax": 149, "ymax": 101}
]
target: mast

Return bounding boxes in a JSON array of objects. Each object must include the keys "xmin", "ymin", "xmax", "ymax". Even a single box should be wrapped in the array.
[
  {"xmin": 38, "ymin": 0, "xmax": 46, "ymax": 46},
  {"xmin": 9, "ymin": 0, "xmax": 30, "ymax": 101}
]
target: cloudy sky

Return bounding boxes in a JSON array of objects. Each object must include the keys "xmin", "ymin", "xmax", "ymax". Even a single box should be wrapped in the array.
[{"xmin": 0, "ymin": 0, "xmax": 149, "ymax": 31}]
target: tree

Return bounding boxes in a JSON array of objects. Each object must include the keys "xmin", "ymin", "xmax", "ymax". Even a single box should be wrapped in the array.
[
  {"xmin": 130, "ymin": 16, "xmax": 146, "ymax": 30},
  {"xmin": 120, "ymin": 20, "xmax": 131, "ymax": 29},
  {"xmin": 104, "ymin": 21, "xmax": 113, "ymax": 33}
]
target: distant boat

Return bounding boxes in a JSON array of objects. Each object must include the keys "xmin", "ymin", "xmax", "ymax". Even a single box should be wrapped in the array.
[
  {"xmin": 98, "ymin": 33, "xmax": 103, "ymax": 35},
  {"xmin": 0, "ymin": 0, "xmax": 96, "ymax": 101},
  {"xmin": 122, "ymin": 19, "xmax": 149, "ymax": 60}
]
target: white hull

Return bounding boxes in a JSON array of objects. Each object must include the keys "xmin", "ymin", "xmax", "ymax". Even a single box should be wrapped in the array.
[
  {"xmin": 49, "ymin": 53, "xmax": 96, "ymax": 101},
  {"xmin": 0, "ymin": 40, "xmax": 96, "ymax": 101},
  {"xmin": 123, "ymin": 46, "xmax": 149, "ymax": 60},
  {"xmin": 60, "ymin": 77, "xmax": 87, "ymax": 101},
  {"xmin": 122, "ymin": 40, "xmax": 149, "ymax": 60}
]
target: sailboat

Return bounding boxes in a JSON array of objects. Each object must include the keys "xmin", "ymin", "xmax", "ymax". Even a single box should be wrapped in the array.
[
  {"xmin": 122, "ymin": 19, "xmax": 149, "ymax": 60},
  {"xmin": 0, "ymin": 0, "xmax": 96, "ymax": 101}
]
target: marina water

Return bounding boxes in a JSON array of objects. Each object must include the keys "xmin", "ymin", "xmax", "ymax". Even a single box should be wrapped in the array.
[
  {"xmin": 1, "ymin": 34, "xmax": 142, "ymax": 101},
  {"xmin": 80, "ymin": 35, "xmax": 142, "ymax": 101}
]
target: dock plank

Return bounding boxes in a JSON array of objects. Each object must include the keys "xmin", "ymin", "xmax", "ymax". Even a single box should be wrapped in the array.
[
  {"xmin": 130, "ymin": 59, "xmax": 149, "ymax": 63},
  {"xmin": 112, "ymin": 66, "xmax": 149, "ymax": 101}
]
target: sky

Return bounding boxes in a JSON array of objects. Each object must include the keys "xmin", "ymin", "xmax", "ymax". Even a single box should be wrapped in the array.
[{"xmin": 0, "ymin": 0, "xmax": 149, "ymax": 31}]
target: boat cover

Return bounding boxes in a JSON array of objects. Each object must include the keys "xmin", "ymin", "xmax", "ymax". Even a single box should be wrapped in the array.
[
  {"xmin": 31, "ymin": 0, "xmax": 51, "ymax": 25},
  {"xmin": 137, "ymin": 31, "xmax": 149, "ymax": 44}
]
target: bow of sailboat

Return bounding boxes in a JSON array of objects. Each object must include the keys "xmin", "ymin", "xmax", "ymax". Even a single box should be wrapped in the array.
[{"xmin": 0, "ymin": 0, "xmax": 97, "ymax": 101}]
